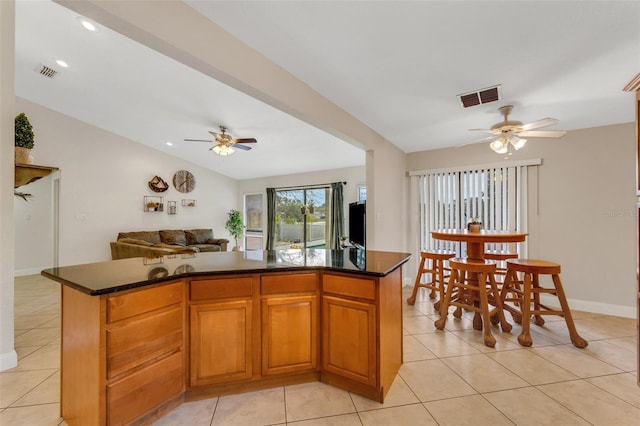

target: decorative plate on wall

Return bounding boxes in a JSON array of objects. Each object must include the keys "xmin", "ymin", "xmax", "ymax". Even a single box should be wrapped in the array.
[
  {"xmin": 173, "ymin": 170, "xmax": 196, "ymax": 193},
  {"xmin": 148, "ymin": 175, "xmax": 169, "ymax": 193}
]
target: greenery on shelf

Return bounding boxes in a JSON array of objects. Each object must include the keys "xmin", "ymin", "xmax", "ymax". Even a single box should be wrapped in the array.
[
  {"xmin": 15, "ymin": 113, "xmax": 35, "ymax": 149},
  {"xmin": 225, "ymin": 209, "xmax": 246, "ymax": 248}
]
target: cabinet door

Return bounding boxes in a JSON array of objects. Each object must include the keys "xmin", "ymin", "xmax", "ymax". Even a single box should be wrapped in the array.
[
  {"xmin": 190, "ymin": 300, "xmax": 253, "ymax": 386},
  {"xmin": 262, "ymin": 295, "xmax": 317, "ymax": 376},
  {"xmin": 322, "ymin": 295, "xmax": 376, "ymax": 386}
]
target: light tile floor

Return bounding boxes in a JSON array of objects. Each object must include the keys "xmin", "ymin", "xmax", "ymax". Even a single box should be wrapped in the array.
[{"xmin": 1, "ymin": 275, "xmax": 639, "ymax": 425}]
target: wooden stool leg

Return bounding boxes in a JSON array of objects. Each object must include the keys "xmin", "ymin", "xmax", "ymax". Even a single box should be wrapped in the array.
[
  {"xmin": 433, "ymin": 259, "xmax": 444, "ymax": 312},
  {"xmin": 517, "ymin": 272, "xmax": 533, "ymax": 347},
  {"xmin": 477, "ymin": 272, "xmax": 496, "ymax": 348},
  {"xmin": 428, "ymin": 258, "xmax": 438, "ymax": 299},
  {"xmin": 488, "ymin": 274, "xmax": 512, "ymax": 333},
  {"xmin": 435, "ymin": 268, "xmax": 457, "ymax": 330},
  {"xmin": 532, "ymin": 274, "xmax": 545, "ymax": 326},
  {"xmin": 407, "ymin": 256, "xmax": 427, "ymax": 305},
  {"xmin": 551, "ymin": 274, "xmax": 588, "ymax": 348},
  {"xmin": 500, "ymin": 270, "xmax": 522, "ymax": 324}
]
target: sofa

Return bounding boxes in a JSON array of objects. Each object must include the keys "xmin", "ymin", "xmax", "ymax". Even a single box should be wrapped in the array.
[{"xmin": 110, "ymin": 229, "xmax": 229, "ymax": 260}]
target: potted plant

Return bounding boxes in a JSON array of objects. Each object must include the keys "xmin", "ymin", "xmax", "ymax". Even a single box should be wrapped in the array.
[
  {"xmin": 225, "ymin": 209, "xmax": 246, "ymax": 251},
  {"xmin": 15, "ymin": 113, "xmax": 35, "ymax": 164}
]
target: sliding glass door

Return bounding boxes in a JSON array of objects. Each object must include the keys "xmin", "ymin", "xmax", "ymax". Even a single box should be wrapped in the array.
[{"xmin": 274, "ymin": 187, "xmax": 329, "ymax": 249}]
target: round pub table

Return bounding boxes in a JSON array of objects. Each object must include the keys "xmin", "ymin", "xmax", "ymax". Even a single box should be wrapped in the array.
[
  {"xmin": 431, "ymin": 229, "xmax": 527, "ymax": 261},
  {"xmin": 431, "ymin": 229, "xmax": 528, "ymax": 330}
]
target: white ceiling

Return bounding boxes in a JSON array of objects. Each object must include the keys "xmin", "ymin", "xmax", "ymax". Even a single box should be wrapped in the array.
[{"xmin": 15, "ymin": 1, "xmax": 640, "ymax": 180}]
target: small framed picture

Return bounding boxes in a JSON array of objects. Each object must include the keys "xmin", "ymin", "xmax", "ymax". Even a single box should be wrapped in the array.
[{"xmin": 358, "ymin": 185, "xmax": 367, "ymax": 202}]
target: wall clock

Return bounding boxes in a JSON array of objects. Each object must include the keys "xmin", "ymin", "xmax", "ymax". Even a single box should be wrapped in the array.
[{"xmin": 173, "ymin": 170, "xmax": 196, "ymax": 193}]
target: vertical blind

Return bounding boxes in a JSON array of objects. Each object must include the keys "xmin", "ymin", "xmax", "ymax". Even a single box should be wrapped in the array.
[{"xmin": 418, "ymin": 165, "xmax": 528, "ymax": 256}]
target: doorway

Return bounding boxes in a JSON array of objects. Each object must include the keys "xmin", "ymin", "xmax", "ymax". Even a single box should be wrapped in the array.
[{"xmin": 274, "ymin": 187, "xmax": 329, "ymax": 249}]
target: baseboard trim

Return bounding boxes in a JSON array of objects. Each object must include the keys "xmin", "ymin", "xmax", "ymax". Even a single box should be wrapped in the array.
[
  {"xmin": 14, "ymin": 266, "xmax": 48, "ymax": 277},
  {"xmin": 0, "ymin": 350, "xmax": 18, "ymax": 372},
  {"xmin": 540, "ymin": 294, "xmax": 636, "ymax": 319},
  {"xmin": 402, "ymin": 284, "xmax": 637, "ymax": 319}
]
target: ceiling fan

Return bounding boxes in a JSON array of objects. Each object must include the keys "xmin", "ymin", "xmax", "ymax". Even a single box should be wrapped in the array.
[
  {"xmin": 184, "ymin": 125, "xmax": 257, "ymax": 156},
  {"xmin": 469, "ymin": 105, "xmax": 566, "ymax": 154}
]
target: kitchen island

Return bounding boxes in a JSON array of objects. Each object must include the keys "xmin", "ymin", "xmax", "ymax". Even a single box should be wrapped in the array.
[{"xmin": 42, "ymin": 248, "xmax": 411, "ymax": 426}]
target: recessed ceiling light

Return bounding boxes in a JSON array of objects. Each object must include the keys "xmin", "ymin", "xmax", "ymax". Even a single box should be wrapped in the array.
[
  {"xmin": 77, "ymin": 17, "xmax": 97, "ymax": 32},
  {"xmin": 165, "ymin": 142, "xmax": 174, "ymax": 146},
  {"xmin": 55, "ymin": 59, "xmax": 69, "ymax": 68}
]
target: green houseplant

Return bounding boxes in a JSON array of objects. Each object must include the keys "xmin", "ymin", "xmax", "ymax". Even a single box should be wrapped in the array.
[
  {"xmin": 225, "ymin": 209, "xmax": 246, "ymax": 251},
  {"xmin": 15, "ymin": 112, "xmax": 35, "ymax": 164}
]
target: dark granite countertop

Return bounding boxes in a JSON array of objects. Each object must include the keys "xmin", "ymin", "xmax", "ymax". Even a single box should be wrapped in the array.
[{"xmin": 42, "ymin": 248, "xmax": 412, "ymax": 296}]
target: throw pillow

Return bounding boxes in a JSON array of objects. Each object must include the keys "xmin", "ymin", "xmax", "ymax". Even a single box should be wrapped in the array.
[
  {"xmin": 185, "ymin": 229, "xmax": 214, "ymax": 245},
  {"xmin": 159, "ymin": 230, "xmax": 187, "ymax": 246}
]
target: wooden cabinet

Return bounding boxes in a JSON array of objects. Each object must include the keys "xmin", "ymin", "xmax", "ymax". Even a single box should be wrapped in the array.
[
  {"xmin": 261, "ymin": 273, "xmax": 319, "ymax": 376},
  {"xmin": 59, "ymin": 264, "xmax": 405, "ymax": 424},
  {"xmin": 262, "ymin": 295, "xmax": 318, "ymax": 376},
  {"xmin": 321, "ymin": 270, "xmax": 403, "ymax": 402},
  {"xmin": 104, "ymin": 282, "xmax": 184, "ymax": 425},
  {"xmin": 189, "ymin": 275, "xmax": 256, "ymax": 387},
  {"xmin": 190, "ymin": 300, "xmax": 253, "ymax": 386},
  {"xmin": 322, "ymin": 295, "xmax": 376, "ymax": 385},
  {"xmin": 61, "ymin": 281, "xmax": 185, "ymax": 426}
]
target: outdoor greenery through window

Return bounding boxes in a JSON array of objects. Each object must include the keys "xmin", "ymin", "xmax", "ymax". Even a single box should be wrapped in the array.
[{"xmin": 275, "ymin": 187, "xmax": 329, "ymax": 249}]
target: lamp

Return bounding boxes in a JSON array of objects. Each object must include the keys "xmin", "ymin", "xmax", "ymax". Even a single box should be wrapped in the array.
[
  {"xmin": 489, "ymin": 137, "xmax": 508, "ymax": 154},
  {"xmin": 212, "ymin": 144, "xmax": 235, "ymax": 156},
  {"xmin": 489, "ymin": 132, "xmax": 527, "ymax": 154},
  {"xmin": 510, "ymin": 135, "xmax": 527, "ymax": 150}
]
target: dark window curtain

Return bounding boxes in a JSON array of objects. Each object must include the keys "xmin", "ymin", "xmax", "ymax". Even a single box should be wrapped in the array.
[
  {"xmin": 266, "ymin": 188, "xmax": 276, "ymax": 250},
  {"xmin": 329, "ymin": 182, "xmax": 344, "ymax": 249}
]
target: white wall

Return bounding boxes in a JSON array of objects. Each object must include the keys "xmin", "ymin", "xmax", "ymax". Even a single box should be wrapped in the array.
[
  {"xmin": 14, "ymin": 171, "xmax": 58, "ymax": 275},
  {"xmin": 0, "ymin": 0, "xmax": 17, "ymax": 372},
  {"xmin": 15, "ymin": 97, "xmax": 238, "ymax": 267},
  {"xmin": 407, "ymin": 122, "xmax": 636, "ymax": 317}
]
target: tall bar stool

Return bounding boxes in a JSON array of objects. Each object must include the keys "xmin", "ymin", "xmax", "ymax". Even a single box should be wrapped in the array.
[
  {"xmin": 500, "ymin": 259, "xmax": 588, "ymax": 348},
  {"xmin": 407, "ymin": 249, "xmax": 456, "ymax": 307},
  {"xmin": 434, "ymin": 258, "xmax": 511, "ymax": 347},
  {"xmin": 484, "ymin": 250, "xmax": 518, "ymax": 280}
]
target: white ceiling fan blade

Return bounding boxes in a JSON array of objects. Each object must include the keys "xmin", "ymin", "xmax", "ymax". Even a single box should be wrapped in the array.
[
  {"xmin": 517, "ymin": 130, "xmax": 567, "ymax": 138},
  {"xmin": 184, "ymin": 139, "xmax": 211, "ymax": 142},
  {"xmin": 520, "ymin": 118, "xmax": 559, "ymax": 131},
  {"xmin": 457, "ymin": 135, "xmax": 498, "ymax": 147},
  {"xmin": 469, "ymin": 128, "xmax": 501, "ymax": 134}
]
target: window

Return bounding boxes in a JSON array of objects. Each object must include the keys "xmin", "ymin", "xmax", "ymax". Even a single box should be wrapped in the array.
[{"xmin": 414, "ymin": 161, "xmax": 538, "ymax": 257}]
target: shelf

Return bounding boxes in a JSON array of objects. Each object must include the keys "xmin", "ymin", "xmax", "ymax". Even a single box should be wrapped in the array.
[
  {"xmin": 15, "ymin": 164, "xmax": 58, "ymax": 189},
  {"xmin": 144, "ymin": 196, "xmax": 164, "ymax": 212}
]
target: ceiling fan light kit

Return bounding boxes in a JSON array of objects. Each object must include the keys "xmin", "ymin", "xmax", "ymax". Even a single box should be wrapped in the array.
[
  {"xmin": 212, "ymin": 144, "xmax": 235, "ymax": 156},
  {"xmin": 184, "ymin": 125, "xmax": 257, "ymax": 157},
  {"xmin": 470, "ymin": 105, "xmax": 566, "ymax": 155}
]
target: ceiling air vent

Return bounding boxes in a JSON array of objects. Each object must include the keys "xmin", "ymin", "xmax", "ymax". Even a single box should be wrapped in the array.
[
  {"xmin": 458, "ymin": 85, "xmax": 501, "ymax": 108},
  {"xmin": 36, "ymin": 64, "xmax": 58, "ymax": 79}
]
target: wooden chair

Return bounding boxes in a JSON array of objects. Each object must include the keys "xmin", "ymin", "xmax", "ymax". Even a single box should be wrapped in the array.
[
  {"xmin": 407, "ymin": 250, "xmax": 455, "ymax": 308},
  {"xmin": 434, "ymin": 258, "xmax": 511, "ymax": 347},
  {"xmin": 500, "ymin": 259, "xmax": 588, "ymax": 348}
]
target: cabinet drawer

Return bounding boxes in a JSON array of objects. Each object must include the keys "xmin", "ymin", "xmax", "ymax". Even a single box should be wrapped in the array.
[
  {"xmin": 107, "ymin": 307, "xmax": 183, "ymax": 378},
  {"xmin": 190, "ymin": 276, "xmax": 253, "ymax": 300},
  {"xmin": 107, "ymin": 281, "xmax": 183, "ymax": 323},
  {"xmin": 322, "ymin": 274, "xmax": 376, "ymax": 301},
  {"xmin": 107, "ymin": 351, "xmax": 183, "ymax": 426},
  {"xmin": 261, "ymin": 273, "xmax": 318, "ymax": 295}
]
